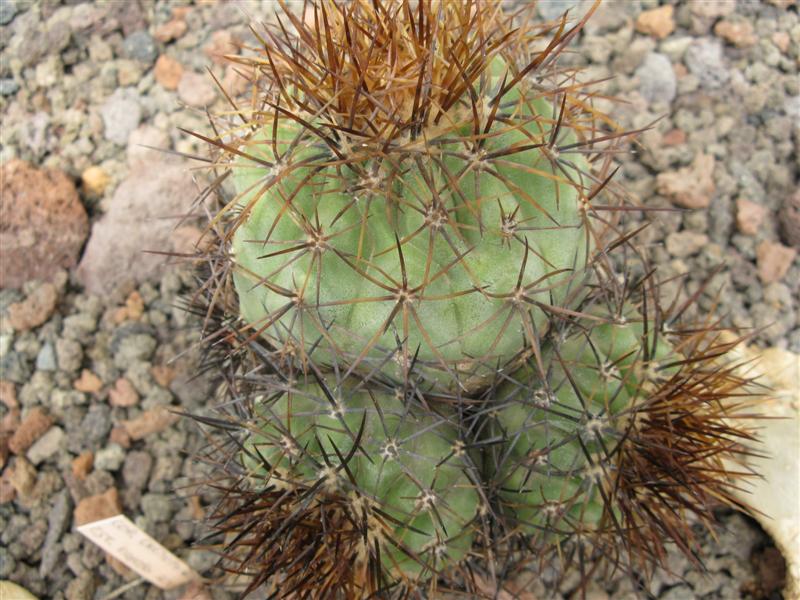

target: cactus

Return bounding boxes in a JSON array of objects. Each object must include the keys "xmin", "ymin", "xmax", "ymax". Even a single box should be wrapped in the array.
[{"xmin": 184, "ymin": 0, "xmax": 762, "ymax": 597}]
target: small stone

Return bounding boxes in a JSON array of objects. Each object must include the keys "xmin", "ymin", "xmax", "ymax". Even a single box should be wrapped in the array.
[
  {"xmin": 81, "ymin": 166, "xmax": 111, "ymax": 198},
  {"xmin": 0, "ymin": 78, "xmax": 20, "ymax": 96},
  {"xmin": 222, "ymin": 64, "xmax": 250, "ymax": 97},
  {"xmin": 113, "ymin": 333, "xmax": 157, "ymax": 367},
  {"xmin": 8, "ymin": 456, "xmax": 37, "ymax": 497},
  {"xmin": 714, "ymin": 19, "xmax": 757, "ymax": 48},
  {"xmin": 736, "ymin": 199, "xmax": 768, "ymax": 236},
  {"xmin": 657, "ymin": 153, "xmax": 715, "ymax": 209},
  {"xmin": 0, "ymin": 380, "xmax": 18, "ymax": 409},
  {"xmin": 123, "ymin": 451, "xmax": 153, "ymax": 491},
  {"xmin": 178, "ymin": 71, "xmax": 217, "ymax": 107},
  {"xmin": 8, "ymin": 408, "xmax": 53, "ymax": 455},
  {"xmin": 204, "ymin": 30, "xmax": 238, "ymax": 65},
  {"xmin": 94, "ymin": 444, "xmax": 126, "ymax": 471},
  {"xmin": 779, "ymin": 191, "xmax": 800, "ymax": 249},
  {"xmin": 150, "ymin": 365, "xmax": 176, "ymax": 388},
  {"xmin": 141, "ymin": 493, "xmax": 173, "ymax": 522},
  {"xmin": 56, "ymin": 338, "xmax": 83, "ymax": 372},
  {"xmin": 685, "ymin": 39, "xmax": 729, "ymax": 90},
  {"xmin": 179, "ymin": 581, "xmax": 213, "ymax": 600},
  {"xmin": 73, "ymin": 369, "xmax": 103, "ymax": 393},
  {"xmin": 65, "ymin": 572, "xmax": 96, "ymax": 600},
  {"xmin": 666, "ymin": 231, "xmax": 709, "ymax": 258},
  {"xmin": 113, "ymin": 290, "xmax": 145, "ymax": 323},
  {"xmin": 121, "ymin": 406, "xmax": 178, "ymax": 440},
  {"xmin": 36, "ymin": 342, "xmax": 57, "ymax": 372},
  {"xmin": 662, "ymin": 129, "xmax": 686, "ymax": 146},
  {"xmin": 772, "ymin": 32, "xmax": 791, "ymax": 54},
  {"xmin": 756, "ymin": 241, "xmax": 797, "ymax": 285},
  {"xmin": 154, "ymin": 19, "xmax": 187, "ymax": 43},
  {"xmin": 122, "ymin": 30, "xmax": 158, "ymax": 65},
  {"xmin": 72, "ymin": 451, "xmax": 94, "ymax": 479},
  {"xmin": 536, "ymin": 0, "xmax": 581, "ymax": 20},
  {"xmin": 108, "ymin": 425, "xmax": 132, "ymax": 449},
  {"xmin": 27, "ymin": 426, "xmax": 65, "ymax": 465},
  {"xmin": 74, "ymin": 487, "xmax": 122, "ymax": 526},
  {"xmin": 154, "ymin": 54, "xmax": 184, "ymax": 91},
  {"xmin": 0, "ymin": 469, "xmax": 16, "ymax": 503},
  {"xmin": 690, "ymin": 0, "xmax": 736, "ymax": 20},
  {"xmin": 81, "ymin": 404, "xmax": 112, "ymax": 444},
  {"xmin": 635, "ymin": 5, "xmax": 675, "ymax": 39},
  {"xmin": 8, "ymin": 282, "xmax": 58, "ymax": 331},
  {"xmin": 108, "ymin": 378, "xmax": 139, "ymax": 408},
  {"xmin": 0, "ymin": 161, "xmax": 89, "ymax": 289},
  {"xmin": 635, "ymin": 52, "xmax": 676, "ymax": 105},
  {"xmin": 100, "ymin": 88, "xmax": 142, "ymax": 146},
  {"xmin": 0, "ymin": 1, "xmax": 18, "ymax": 25}
]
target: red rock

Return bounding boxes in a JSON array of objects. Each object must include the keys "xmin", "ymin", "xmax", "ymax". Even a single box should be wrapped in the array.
[
  {"xmin": 76, "ymin": 162, "xmax": 195, "ymax": 295},
  {"xmin": 635, "ymin": 5, "xmax": 675, "ymax": 39},
  {"xmin": 656, "ymin": 153, "xmax": 715, "ymax": 209},
  {"xmin": 0, "ymin": 160, "xmax": 89, "ymax": 289},
  {"xmin": 779, "ymin": 190, "xmax": 800, "ymax": 249},
  {"xmin": 7, "ymin": 282, "xmax": 59, "ymax": 331},
  {"xmin": 120, "ymin": 406, "xmax": 178, "ymax": 440},
  {"xmin": 74, "ymin": 487, "xmax": 122, "ymax": 526},
  {"xmin": 178, "ymin": 71, "xmax": 217, "ymax": 107},
  {"xmin": 113, "ymin": 290, "xmax": 145, "ymax": 324},
  {"xmin": 662, "ymin": 129, "xmax": 686, "ymax": 146},
  {"xmin": 8, "ymin": 408, "xmax": 53, "ymax": 455},
  {"xmin": 151, "ymin": 365, "xmax": 176, "ymax": 388},
  {"xmin": 772, "ymin": 32, "xmax": 791, "ymax": 54},
  {"xmin": 204, "ymin": 30, "xmax": 238, "ymax": 65},
  {"xmin": 757, "ymin": 241, "xmax": 797, "ymax": 284},
  {"xmin": 108, "ymin": 378, "xmax": 139, "ymax": 408},
  {"xmin": 154, "ymin": 54, "xmax": 184, "ymax": 91},
  {"xmin": 74, "ymin": 369, "xmax": 103, "ymax": 393},
  {"xmin": 736, "ymin": 199, "xmax": 768, "ymax": 236},
  {"xmin": 154, "ymin": 19, "xmax": 187, "ymax": 43},
  {"xmin": 0, "ymin": 381, "xmax": 18, "ymax": 410},
  {"xmin": 109, "ymin": 426, "xmax": 132, "ymax": 449},
  {"xmin": 714, "ymin": 20, "xmax": 757, "ymax": 48},
  {"xmin": 72, "ymin": 451, "xmax": 94, "ymax": 480}
]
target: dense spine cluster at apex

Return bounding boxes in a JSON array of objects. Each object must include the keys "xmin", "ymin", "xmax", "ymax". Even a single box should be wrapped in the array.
[{"xmin": 181, "ymin": 0, "xmax": 762, "ymax": 597}]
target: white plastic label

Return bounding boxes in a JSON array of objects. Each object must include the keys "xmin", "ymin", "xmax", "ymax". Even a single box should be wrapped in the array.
[{"xmin": 77, "ymin": 514, "xmax": 199, "ymax": 589}]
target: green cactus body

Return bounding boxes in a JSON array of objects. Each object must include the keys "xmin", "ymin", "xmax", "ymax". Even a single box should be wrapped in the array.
[
  {"xmin": 491, "ymin": 308, "xmax": 677, "ymax": 537},
  {"xmin": 230, "ymin": 87, "xmax": 592, "ymax": 391},
  {"xmin": 241, "ymin": 377, "xmax": 480, "ymax": 579}
]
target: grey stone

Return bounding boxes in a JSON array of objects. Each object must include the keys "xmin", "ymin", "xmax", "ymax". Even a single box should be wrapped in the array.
[
  {"xmin": 65, "ymin": 571, "xmax": 96, "ymax": 600},
  {"xmin": 55, "ymin": 338, "xmax": 83, "ymax": 372},
  {"xmin": 0, "ymin": 1, "xmax": 17, "ymax": 25},
  {"xmin": 113, "ymin": 333, "xmax": 157, "ymax": 368},
  {"xmin": 0, "ymin": 78, "xmax": 19, "ymax": 96},
  {"xmin": 537, "ymin": 0, "xmax": 583, "ymax": 21},
  {"xmin": 100, "ymin": 88, "xmax": 142, "ymax": 145},
  {"xmin": 685, "ymin": 39, "xmax": 729, "ymax": 90},
  {"xmin": 61, "ymin": 313, "xmax": 97, "ymax": 342},
  {"xmin": 122, "ymin": 450, "xmax": 153, "ymax": 491},
  {"xmin": 35, "ymin": 342, "xmax": 57, "ymax": 371},
  {"xmin": 122, "ymin": 30, "xmax": 157, "ymax": 65},
  {"xmin": 140, "ymin": 493, "xmax": 173, "ymax": 522},
  {"xmin": 39, "ymin": 490, "xmax": 72, "ymax": 577},
  {"xmin": 636, "ymin": 52, "xmax": 677, "ymax": 105},
  {"xmin": 94, "ymin": 443, "xmax": 126, "ymax": 471},
  {"xmin": 26, "ymin": 426, "xmax": 65, "ymax": 465},
  {"xmin": 80, "ymin": 404, "xmax": 111, "ymax": 444}
]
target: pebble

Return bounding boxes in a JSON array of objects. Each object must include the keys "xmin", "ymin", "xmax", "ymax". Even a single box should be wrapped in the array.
[
  {"xmin": 108, "ymin": 378, "xmax": 139, "ymax": 408},
  {"xmin": 100, "ymin": 88, "xmax": 142, "ymax": 146},
  {"xmin": 756, "ymin": 241, "xmax": 797, "ymax": 284},
  {"xmin": 666, "ymin": 231, "xmax": 709, "ymax": 258},
  {"xmin": 0, "ymin": 78, "xmax": 20, "ymax": 96},
  {"xmin": 122, "ymin": 451, "xmax": 152, "ymax": 491},
  {"xmin": 154, "ymin": 19, "xmax": 188, "ymax": 43},
  {"xmin": 154, "ymin": 54, "xmax": 184, "ymax": 91},
  {"xmin": 714, "ymin": 19, "xmax": 757, "ymax": 48},
  {"xmin": 656, "ymin": 153, "xmax": 716, "ymax": 209},
  {"xmin": 73, "ymin": 487, "xmax": 122, "ymax": 526},
  {"xmin": 80, "ymin": 404, "xmax": 112, "ymax": 445},
  {"xmin": 35, "ymin": 343, "xmax": 57, "ymax": 372},
  {"xmin": 26, "ymin": 426, "xmax": 65, "ymax": 465},
  {"xmin": 122, "ymin": 30, "xmax": 158, "ymax": 65},
  {"xmin": 779, "ymin": 191, "xmax": 800, "ymax": 249},
  {"xmin": 636, "ymin": 52, "xmax": 677, "ymax": 105},
  {"xmin": 685, "ymin": 39, "xmax": 729, "ymax": 89},
  {"xmin": 56, "ymin": 338, "xmax": 83, "ymax": 372},
  {"xmin": 8, "ymin": 408, "xmax": 53, "ymax": 455},
  {"xmin": 635, "ymin": 5, "xmax": 675, "ymax": 39},
  {"xmin": 736, "ymin": 199, "xmax": 768, "ymax": 236},
  {"xmin": 113, "ymin": 332, "xmax": 157, "ymax": 367},
  {"xmin": 121, "ymin": 406, "xmax": 178, "ymax": 440},
  {"xmin": 39, "ymin": 490, "xmax": 71, "ymax": 577},
  {"xmin": 536, "ymin": 0, "xmax": 580, "ymax": 21},
  {"xmin": 73, "ymin": 369, "xmax": 103, "ymax": 394},
  {"xmin": 177, "ymin": 71, "xmax": 217, "ymax": 107},
  {"xmin": 8, "ymin": 283, "xmax": 59, "ymax": 331},
  {"xmin": 0, "ymin": 0, "xmax": 17, "ymax": 25},
  {"xmin": 71, "ymin": 451, "xmax": 94, "ymax": 479},
  {"xmin": 8, "ymin": 456, "xmax": 36, "ymax": 498},
  {"xmin": 94, "ymin": 444, "xmax": 126, "ymax": 471},
  {"xmin": 0, "ymin": 161, "xmax": 89, "ymax": 289},
  {"xmin": 80, "ymin": 166, "xmax": 111, "ymax": 198},
  {"xmin": 0, "ymin": 381, "xmax": 18, "ymax": 409}
]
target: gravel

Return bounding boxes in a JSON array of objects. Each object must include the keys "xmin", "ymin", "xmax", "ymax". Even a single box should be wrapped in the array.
[{"xmin": 0, "ymin": 0, "xmax": 796, "ymax": 599}]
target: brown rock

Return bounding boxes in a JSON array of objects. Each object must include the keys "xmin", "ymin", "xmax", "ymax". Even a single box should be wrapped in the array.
[
  {"xmin": 736, "ymin": 199, "xmax": 768, "ymax": 236},
  {"xmin": 0, "ymin": 409, "xmax": 19, "ymax": 435},
  {"xmin": 772, "ymin": 32, "xmax": 791, "ymax": 54},
  {"xmin": 635, "ymin": 5, "xmax": 675, "ymax": 39},
  {"xmin": 108, "ymin": 378, "xmax": 139, "ymax": 408},
  {"xmin": 154, "ymin": 19, "xmax": 187, "ymax": 43},
  {"xmin": 113, "ymin": 290, "xmax": 146, "ymax": 324},
  {"xmin": 8, "ymin": 456, "xmax": 37, "ymax": 498},
  {"xmin": 0, "ymin": 468, "xmax": 16, "ymax": 503},
  {"xmin": 74, "ymin": 487, "xmax": 122, "ymax": 526},
  {"xmin": 0, "ymin": 160, "xmax": 89, "ymax": 289},
  {"xmin": 656, "ymin": 153, "xmax": 715, "ymax": 209},
  {"xmin": 204, "ymin": 30, "xmax": 238, "ymax": 65},
  {"xmin": 0, "ymin": 381, "xmax": 18, "ymax": 409},
  {"xmin": 109, "ymin": 426, "xmax": 132, "ymax": 449},
  {"xmin": 757, "ymin": 241, "xmax": 797, "ymax": 284},
  {"xmin": 74, "ymin": 369, "xmax": 103, "ymax": 393},
  {"xmin": 222, "ymin": 64, "xmax": 250, "ymax": 97},
  {"xmin": 714, "ymin": 20, "xmax": 757, "ymax": 48},
  {"xmin": 179, "ymin": 581, "xmax": 213, "ymax": 600},
  {"xmin": 779, "ymin": 190, "xmax": 800, "ymax": 249},
  {"xmin": 154, "ymin": 54, "xmax": 184, "ymax": 91},
  {"xmin": 120, "ymin": 406, "xmax": 178, "ymax": 441},
  {"xmin": 8, "ymin": 408, "xmax": 53, "ymax": 455},
  {"xmin": 178, "ymin": 71, "xmax": 217, "ymax": 107},
  {"xmin": 7, "ymin": 282, "xmax": 59, "ymax": 331},
  {"xmin": 662, "ymin": 129, "xmax": 686, "ymax": 146},
  {"xmin": 151, "ymin": 364, "xmax": 176, "ymax": 388},
  {"xmin": 72, "ymin": 451, "xmax": 94, "ymax": 480},
  {"xmin": 0, "ymin": 434, "xmax": 9, "ymax": 470}
]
